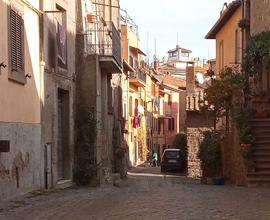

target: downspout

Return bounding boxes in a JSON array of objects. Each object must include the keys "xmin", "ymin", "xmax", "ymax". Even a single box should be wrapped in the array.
[{"xmin": 39, "ymin": 0, "xmax": 47, "ymax": 189}]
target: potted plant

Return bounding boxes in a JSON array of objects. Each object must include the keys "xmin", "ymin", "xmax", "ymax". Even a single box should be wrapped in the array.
[
  {"xmin": 239, "ymin": 126, "xmax": 254, "ymax": 145},
  {"xmin": 251, "ymin": 88, "xmax": 268, "ymax": 103},
  {"xmin": 238, "ymin": 19, "xmax": 250, "ymax": 30},
  {"xmin": 198, "ymin": 130, "xmax": 224, "ymax": 185},
  {"xmin": 254, "ymin": 109, "xmax": 269, "ymax": 118}
]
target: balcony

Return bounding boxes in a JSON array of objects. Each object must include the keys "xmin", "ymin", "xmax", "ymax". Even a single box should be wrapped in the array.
[
  {"xmin": 129, "ymin": 70, "xmax": 146, "ymax": 87},
  {"xmin": 186, "ymin": 91, "xmax": 205, "ymax": 111},
  {"xmin": 87, "ymin": 21, "xmax": 122, "ymax": 73}
]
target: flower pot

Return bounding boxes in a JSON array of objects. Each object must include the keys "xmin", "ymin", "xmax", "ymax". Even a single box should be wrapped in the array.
[
  {"xmin": 251, "ymin": 96, "xmax": 269, "ymax": 103},
  {"xmin": 255, "ymin": 111, "xmax": 269, "ymax": 118},
  {"xmin": 86, "ymin": 14, "xmax": 96, "ymax": 23},
  {"xmin": 240, "ymin": 143, "xmax": 252, "ymax": 149}
]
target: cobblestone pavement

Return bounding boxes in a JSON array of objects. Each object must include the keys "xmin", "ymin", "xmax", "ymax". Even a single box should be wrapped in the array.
[{"xmin": 1, "ymin": 167, "xmax": 270, "ymax": 220}]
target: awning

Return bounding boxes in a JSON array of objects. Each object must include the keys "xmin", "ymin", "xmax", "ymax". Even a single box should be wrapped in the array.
[{"xmin": 130, "ymin": 46, "xmax": 146, "ymax": 56}]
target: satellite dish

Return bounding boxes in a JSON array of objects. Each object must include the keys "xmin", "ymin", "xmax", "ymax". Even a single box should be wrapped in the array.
[{"xmin": 196, "ymin": 72, "xmax": 205, "ymax": 84}]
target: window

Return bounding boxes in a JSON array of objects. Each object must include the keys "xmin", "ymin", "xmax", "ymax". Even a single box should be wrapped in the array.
[
  {"xmin": 235, "ymin": 29, "xmax": 240, "ymax": 64},
  {"xmin": 158, "ymin": 118, "xmax": 161, "ymax": 134},
  {"xmin": 129, "ymin": 96, "xmax": 133, "ymax": 115},
  {"xmin": 219, "ymin": 40, "xmax": 224, "ymax": 71},
  {"xmin": 181, "ymin": 52, "xmax": 189, "ymax": 57},
  {"xmin": 56, "ymin": 4, "xmax": 67, "ymax": 69},
  {"xmin": 107, "ymin": 75, "xmax": 113, "ymax": 114},
  {"xmin": 9, "ymin": 8, "xmax": 25, "ymax": 84},
  {"xmin": 134, "ymin": 99, "xmax": 138, "ymax": 116},
  {"xmin": 168, "ymin": 94, "xmax": 172, "ymax": 105},
  {"xmin": 168, "ymin": 118, "xmax": 175, "ymax": 131}
]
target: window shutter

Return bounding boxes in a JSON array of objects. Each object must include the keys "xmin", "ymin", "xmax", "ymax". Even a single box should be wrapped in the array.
[
  {"xmin": 10, "ymin": 9, "xmax": 24, "ymax": 72},
  {"xmin": 10, "ymin": 9, "xmax": 17, "ymax": 70},
  {"xmin": 16, "ymin": 13, "xmax": 24, "ymax": 71}
]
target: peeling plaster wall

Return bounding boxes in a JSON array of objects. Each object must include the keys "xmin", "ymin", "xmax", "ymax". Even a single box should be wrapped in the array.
[{"xmin": 0, "ymin": 123, "xmax": 42, "ymax": 200}]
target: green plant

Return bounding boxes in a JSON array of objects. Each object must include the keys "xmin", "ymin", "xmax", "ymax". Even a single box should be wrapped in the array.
[
  {"xmin": 173, "ymin": 132, "xmax": 188, "ymax": 168},
  {"xmin": 239, "ymin": 144, "xmax": 253, "ymax": 159},
  {"xmin": 238, "ymin": 19, "xmax": 250, "ymax": 29},
  {"xmin": 243, "ymin": 31, "xmax": 270, "ymax": 80},
  {"xmin": 232, "ymin": 105, "xmax": 251, "ymax": 128},
  {"xmin": 203, "ymin": 67, "xmax": 246, "ymax": 118},
  {"xmin": 239, "ymin": 127, "xmax": 254, "ymax": 144},
  {"xmin": 198, "ymin": 130, "xmax": 223, "ymax": 177},
  {"xmin": 173, "ymin": 132, "xmax": 187, "ymax": 149}
]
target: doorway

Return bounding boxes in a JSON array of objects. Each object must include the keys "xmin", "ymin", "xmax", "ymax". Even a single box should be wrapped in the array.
[{"xmin": 57, "ymin": 89, "xmax": 70, "ymax": 180}]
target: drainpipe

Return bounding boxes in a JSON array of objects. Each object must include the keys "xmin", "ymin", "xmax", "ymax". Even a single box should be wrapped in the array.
[{"xmin": 39, "ymin": 0, "xmax": 47, "ymax": 188}]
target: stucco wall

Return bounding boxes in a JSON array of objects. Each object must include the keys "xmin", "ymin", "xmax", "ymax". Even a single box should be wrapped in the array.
[
  {"xmin": 0, "ymin": 0, "xmax": 41, "ymax": 124},
  {"xmin": 216, "ymin": 7, "xmax": 242, "ymax": 74},
  {"xmin": 0, "ymin": 122, "xmax": 42, "ymax": 200}
]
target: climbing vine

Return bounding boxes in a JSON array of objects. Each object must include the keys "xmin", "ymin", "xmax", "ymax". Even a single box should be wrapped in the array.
[
  {"xmin": 243, "ymin": 31, "xmax": 270, "ymax": 86},
  {"xmin": 74, "ymin": 107, "xmax": 97, "ymax": 185}
]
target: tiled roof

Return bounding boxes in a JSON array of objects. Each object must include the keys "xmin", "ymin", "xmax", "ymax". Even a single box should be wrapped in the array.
[
  {"xmin": 205, "ymin": 0, "xmax": 242, "ymax": 39},
  {"xmin": 167, "ymin": 46, "xmax": 192, "ymax": 54},
  {"xmin": 205, "ymin": 0, "xmax": 241, "ymax": 39}
]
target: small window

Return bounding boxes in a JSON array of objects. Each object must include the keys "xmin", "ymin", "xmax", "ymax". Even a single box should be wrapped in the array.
[
  {"xmin": 9, "ymin": 8, "xmax": 25, "ymax": 84},
  {"xmin": 56, "ymin": 4, "xmax": 67, "ymax": 69},
  {"xmin": 129, "ymin": 96, "xmax": 133, "ymax": 116}
]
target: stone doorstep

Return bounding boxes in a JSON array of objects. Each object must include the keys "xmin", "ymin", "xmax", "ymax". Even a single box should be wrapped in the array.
[{"xmin": 56, "ymin": 179, "xmax": 73, "ymax": 189}]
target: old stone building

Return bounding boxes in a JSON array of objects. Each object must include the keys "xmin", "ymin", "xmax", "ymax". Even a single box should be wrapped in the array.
[
  {"xmin": 41, "ymin": 0, "xmax": 76, "ymax": 189},
  {"xmin": 249, "ymin": 0, "xmax": 270, "ymax": 35},
  {"xmin": 75, "ymin": 0, "xmax": 123, "ymax": 185},
  {"xmin": 185, "ymin": 62, "xmax": 215, "ymax": 178}
]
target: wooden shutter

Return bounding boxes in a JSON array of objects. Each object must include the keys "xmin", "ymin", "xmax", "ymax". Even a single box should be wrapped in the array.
[{"xmin": 10, "ymin": 9, "xmax": 24, "ymax": 72}]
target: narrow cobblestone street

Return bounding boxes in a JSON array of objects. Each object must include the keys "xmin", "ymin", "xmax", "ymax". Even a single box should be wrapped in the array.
[{"xmin": 1, "ymin": 167, "xmax": 270, "ymax": 220}]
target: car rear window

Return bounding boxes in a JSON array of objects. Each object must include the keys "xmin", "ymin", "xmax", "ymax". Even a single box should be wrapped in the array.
[{"xmin": 164, "ymin": 151, "xmax": 180, "ymax": 159}]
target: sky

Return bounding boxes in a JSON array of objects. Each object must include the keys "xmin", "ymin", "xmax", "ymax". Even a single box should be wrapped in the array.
[{"xmin": 120, "ymin": 0, "xmax": 233, "ymax": 62}]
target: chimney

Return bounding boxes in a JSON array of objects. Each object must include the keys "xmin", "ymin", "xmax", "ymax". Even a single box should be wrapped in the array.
[{"xmin": 186, "ymin": 62, "xmax": 195, "ymax": 93}]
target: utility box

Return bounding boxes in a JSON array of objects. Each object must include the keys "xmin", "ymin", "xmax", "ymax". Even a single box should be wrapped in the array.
[{"xmin": 0, "ymin": 140, "xmax": 10, "ymax": 152}]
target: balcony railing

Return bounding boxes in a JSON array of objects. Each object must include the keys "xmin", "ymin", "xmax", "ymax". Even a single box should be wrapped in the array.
[
  {"xmin": 129, "ymin": 71, "xmax": 146, "ymax": 84},
  {"xmin": 86, "ymin": 21, "xmax": 122, "ymax": 68},
  {"xmin": 186, "ymin": 91, "xmax": 206, "ymax": 111}
]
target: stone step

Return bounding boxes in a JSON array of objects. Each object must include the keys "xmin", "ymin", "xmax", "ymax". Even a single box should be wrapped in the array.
[
  {"xmin": 254, "ymin": 164, "xmax": 270, "ymax": 172},
  {"xmin": 253, "ymin": 152, "xmax": 270, "ymax": 157},
  {"xmin": 248, "ymin": 172, "xmax": 270, "ymax": 178},
  {"xmin": 248, "ymin": 177, "xmax": 270, "ymax": 183},
  {"xmin": 253, "ymin": 158, "xmax": 270, "ymax": 163},
  {"xmin": 250, "ymin": 118, "xmax": 270, "ymax": 123},
  {"xmin": 253, "ymin": 140, "xmax": 270, "ymax": 145},
  {"xmin": 253, "ymin": 137, "xmax": 270, "ymax": 143},
  {"xmin": 252, "ymin": 129, "xmax": 270, "ymax": 134},
  {"xmin": 252, "ymin": 146, "xmax": 270, "ymax": 151}
]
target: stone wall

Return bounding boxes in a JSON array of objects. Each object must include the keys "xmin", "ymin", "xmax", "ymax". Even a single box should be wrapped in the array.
[
  {"xmin": 250, "ymin": 0, "xmax": 270, "ymax": 35},
  {"xmin": 186, "ymin": 112, "xmax": 215, "ymax": 178}
]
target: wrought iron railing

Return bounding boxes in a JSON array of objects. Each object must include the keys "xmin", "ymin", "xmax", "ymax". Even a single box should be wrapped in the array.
[
  {"xmin": 129, "ymin": 70, "xmax": 146, "ymax": 83},
  {"xmin": 86, "ymin": 21, "xmax": 122, "ymax": 67}
]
